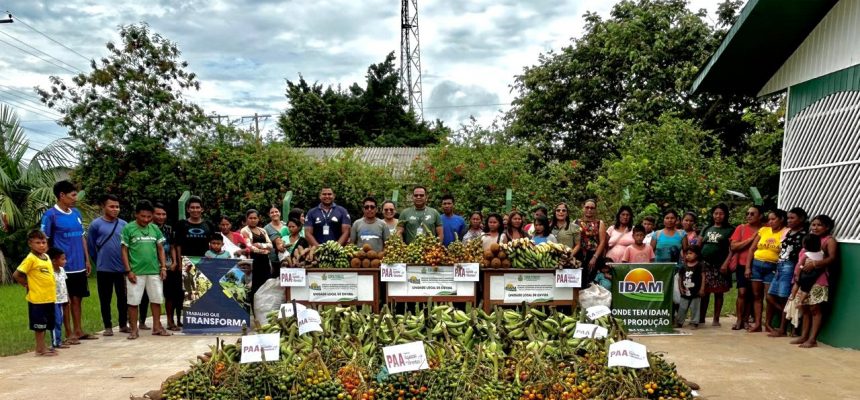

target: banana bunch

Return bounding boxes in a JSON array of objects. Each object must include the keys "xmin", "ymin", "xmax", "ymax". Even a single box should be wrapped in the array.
[{"xmin": 312, "ymin": 240, "xmax": 352, "ymax": 268}]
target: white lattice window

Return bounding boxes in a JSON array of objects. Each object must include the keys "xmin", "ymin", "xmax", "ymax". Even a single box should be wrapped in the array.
[{"xmin": 780, "ymin": 91, "xmax": 860, "ymax": 242}]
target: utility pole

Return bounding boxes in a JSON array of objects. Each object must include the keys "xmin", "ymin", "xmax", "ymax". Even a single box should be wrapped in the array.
[
  {"xmin": 400, "ymin": 0, "xmax": 423, "ymax": 119},
  {"xmin": 241, "ymin": 113, "xmax": 271, "ymax": 144}
]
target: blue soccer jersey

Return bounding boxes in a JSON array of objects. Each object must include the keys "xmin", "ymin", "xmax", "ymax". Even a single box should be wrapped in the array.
[{"xmin": 41, "ymin": 206, "xmax": 86, "ymax": 273}]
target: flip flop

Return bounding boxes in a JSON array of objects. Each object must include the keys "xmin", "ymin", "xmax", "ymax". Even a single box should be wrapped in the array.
[
  {"xmin": 78, "ymin": 334, "xmax": 99, "ymax": 340},
  {"xmin": 167, "ymin": 326, "xmax": 181, "ymax": 331},
  {"xmin": 56, "ymin": 343, "xmax": 71, "ymax": 349},
  {"xmin": 65, "ymin": 338, "xmax": 81, "ymax": 345},
  {"xmin": 35, "ymin": 351, "xmax": 58, "ymax": 357},
  {"xmin": 102, "ymin": 330, "xmax": 114, "ymax": 337},
  {"xmin": 127, "ymin": 333, "xmax": 139, "ymax": 340},
  {"xmin": 152, "ymin": 329, "xmax": 172, "ymax": 336}
]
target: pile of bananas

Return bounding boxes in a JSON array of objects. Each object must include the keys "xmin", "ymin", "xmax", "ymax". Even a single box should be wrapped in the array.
[
  {"xmin": 503, "ymin": 239, "xmax": 578, "ymax": 269},
  {"xmin": 311, "ymin": 241, "xmax": 356, "ymax": 268},
  {"xmin": 168, "ymin": 304, "xmax": 695, "ymax": 400}
]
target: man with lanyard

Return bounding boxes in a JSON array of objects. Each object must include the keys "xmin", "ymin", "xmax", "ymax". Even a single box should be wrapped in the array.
[
  {"xmin": 305, "ymin": 187, "xmax": 351, "ymax": 247},
  {"xmin": 41, "ymin": 180, "xmax": 94, "ymax": 342},
  {"xmin": 398, "ymin": 186, "xmax": 443, "ymax": 244},
  {"xmin": 439, "ymin": 194, "xmax": 466, "ymax": 246},
  {"xmin": 86, "ymin": 194, "xmax": 128, "ymax": 336}
]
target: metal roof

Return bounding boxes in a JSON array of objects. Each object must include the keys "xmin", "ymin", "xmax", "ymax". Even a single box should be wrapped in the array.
[
  {"xmin": 690, "ymin": 0, "xmax": 839, "ymax": 96},
  {"xmin": 299, "ymin": 147, "xmax": 426, "ymax": 177}
]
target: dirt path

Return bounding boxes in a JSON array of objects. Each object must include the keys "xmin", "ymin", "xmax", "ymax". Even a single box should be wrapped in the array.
[
  {"xmin": 637, "ymin": 317, "xmax": 860, "ymax": 400},
  {"xmin": 1, "ymin": 316, "xmax": 858, "ymax": 399}
]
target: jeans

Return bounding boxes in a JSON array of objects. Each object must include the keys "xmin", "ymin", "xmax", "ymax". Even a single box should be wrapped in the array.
[
  {"xmin": 96, "ymin": 271, "xmax": 128, "ymax": 329},
  {"xmin": 52, "ymin": 303, "xmax": 63, "ymax": 347},
  {"xmin": 677, "ymin": 297, "xmax": 701, "ymax": 326}
]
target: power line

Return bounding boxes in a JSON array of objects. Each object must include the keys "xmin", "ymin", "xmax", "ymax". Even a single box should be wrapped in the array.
[
  {"xmin": 9, "ymin": 13, "xmax": 91, "ymax": 62},
  {"xmin": 424, "ymin": 102, "xmax": 512, "ymax": 110},
  {"xmin": 0, "ymin": 36, "xmax": 79, "ymax": 74},
  {"xmin": 0, "ymin": 84, "xmax": 43, "ymax": 101},
  {"xmin": 0, "ymin": 99, "xmax": 63, "ymax": 121},
  {"xmin": 0, "ymin": 30, "xmax": 84, "ymax": 73},
  {"xmin": 0, "ymin": 88, "xmax": 61, "ymax": 115}
]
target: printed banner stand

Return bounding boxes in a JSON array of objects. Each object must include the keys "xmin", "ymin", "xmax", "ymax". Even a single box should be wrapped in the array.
[
  {"xmin": 181, "ymin": 257, "xmax": 252, "ymax": 334},
  {"xmin": 608, "ymin": 263, "xmax": 676, "ymax": 334},
  {"xmin": 383, "ymin": 341, "xmax": 429, "ymax": 374},
  {"xmin": 240, "ymin": 333, "xmax": 280, "ymax": 363}
]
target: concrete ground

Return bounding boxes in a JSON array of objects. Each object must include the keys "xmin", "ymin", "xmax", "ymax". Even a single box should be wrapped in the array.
[
  {"xmin": 637, "ymin": 316, "xmax": 860, "ymax": 400},
  {"xmin": 0, "ymin": 316, "xmax": 858, "ymax": 399}
]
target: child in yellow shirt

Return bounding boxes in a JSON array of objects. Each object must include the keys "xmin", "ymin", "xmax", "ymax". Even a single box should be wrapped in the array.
[{"xmin": 12, "ymin": 230, "xmax": 57, "ymax": 356}]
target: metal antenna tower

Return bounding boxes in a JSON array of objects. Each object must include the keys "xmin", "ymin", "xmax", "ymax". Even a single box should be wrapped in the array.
[{"xmin": 400, "ymin": 0, "xmax": 423, "ymax": 119}]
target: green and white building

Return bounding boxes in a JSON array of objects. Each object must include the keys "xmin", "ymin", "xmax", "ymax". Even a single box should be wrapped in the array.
[{"xmin": 692, "ymin": 0, "xmax": 859, "ymax": 348}]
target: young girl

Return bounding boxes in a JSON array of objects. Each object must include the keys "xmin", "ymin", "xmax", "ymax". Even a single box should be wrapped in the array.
[
  {"xmin": 481, "ymin": 213, "xmax": 507, "ymax": 251},
  {"xmin": 531, "ymin": 216, "xmax": 557, "ymax": 244},
  {"xmin": 676, "ymin": 247, "xmax": 706, "ymax": 329},
  {"xmin": 462, "ymin": 212, "xmax": 484, "ymax": 242},
  {"xmin": 279, "ymin": 218, "xmax": 310, "ymax": 266},
  {"xmin": 681, "ymin": 212, "xmax": 701, "ymax": 254},
  {"xmin": 505, "ymin": 211, "xmax": 528, "ymax": 242}
]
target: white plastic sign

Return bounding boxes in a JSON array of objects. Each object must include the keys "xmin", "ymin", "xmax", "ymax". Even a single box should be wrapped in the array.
[
  {"xmin": 279, "ymin": 302, "xmax": 307, "ymax": 319},
  {"xmin": 607, "ymin": 340, "xmax": 650, "ymax": 369},
  {"xmin": 586, "ymin": 305, "xmax": 612, "ymax": 320},
  {"xmin": 555, "ymin": 269, "xmax": 582, "ymax": 288},
  {"xmin": 279, "ymin": 268, "xmax": 307, "ymax": 287},
  {"xmin": 572, "ymin": 323, "xmax": 609, "ymax": 339},
  {"xmin": 297, "ymin": 308, "xmax": 323, "ymax": 335},
  {"xmin": 383, "ymin": 341, "xmax": 429, "ymax": 374},
  {"xmin": 380, "ymin": 263, "xmax": 407, "ymax": 282},
  {"xmin": 240, "ymin": 333, "xmax": 280, "ymax": 363},
  {"xmin": 454, "ymin": 263, "xmax": 480, "ymax": 282}
]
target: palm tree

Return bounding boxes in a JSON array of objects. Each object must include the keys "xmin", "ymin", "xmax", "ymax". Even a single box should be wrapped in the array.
[{"xmin": 0, "ymin": 104, "xmax": 77, "ymax": 282}]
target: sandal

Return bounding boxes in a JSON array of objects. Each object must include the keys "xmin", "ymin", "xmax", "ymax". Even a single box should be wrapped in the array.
[
  {"xmin": 35, "ymin": 350, "xmax": 58, "ymax": 357},
  {"xmin": 102, "ymin": 329, "xmax": 114, "ymax": 337},
  {"xmin": 167, "ymin": 326, "xmax": 182, "ymax": 331},
  {"xmin": 152, "ymin": 329, "xmax": 173, "ymax": 336},
  {"xmin": 56, "ymin": 343, "xmax": 71, "ymax": 349},
  {"xmin": 78, "ymin": 334, "xmax": 99, "ymax": 340},
  {"xmin": 65, "ymin": 338, "xmax": 81, "ymax": 345},
  {"xmin": 127, "ymin": 333, "xmax": 139, "ymax": 340}
]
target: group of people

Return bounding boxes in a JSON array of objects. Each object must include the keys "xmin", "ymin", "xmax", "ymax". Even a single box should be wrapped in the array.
[{"xmin": 13, "ymin": 182, "xmax": 839, "ymax": 354}]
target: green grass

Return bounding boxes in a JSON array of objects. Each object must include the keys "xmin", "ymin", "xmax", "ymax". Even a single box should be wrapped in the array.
[
  {"xmin": 704, "ymin": 288, "xmax": 739, "ymax": 318},
  {"xmin": 0, "ymin": 276, "xmax": 118, "ymax": 356}
]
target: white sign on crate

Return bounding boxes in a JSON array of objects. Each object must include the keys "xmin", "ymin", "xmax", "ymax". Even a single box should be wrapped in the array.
[
  {"xmin": 554, "ymin": 269, "xmax": 582, "ymax": 288},
  {"xmin": 240, "ymin": 333, "xmax": 280, "ymax": 363},
  {"xmin": 607, "ymin": 340, "xmax": 650, "ymax": 368},
  {"xmin": 297, "ymin": 308, "xmax": 323, "ymax": 335},
  {"xmin": 454, "ymin": 263, "xmax": 480, "ymax": 282},
  {"xmin": 586, "ymin": 305, "xmax": 612, "ymax": 320},
  {"xmin": 380, "ymin": 263, "xmax": 407, "ymax": 282},
  {"xmin": 279, "ymin": 302, "xmax": 307, "ymax": 318},
  {"xmin": 572, "ymin": 323, "xmax": 609, "ymax": 339},
  {"xmin": 383, "ymin": 341, "xmax": 429, "ymax": 374},
  {"xmin": 279, "ymin": 268, "xmax": 307, "ymax": 287}
]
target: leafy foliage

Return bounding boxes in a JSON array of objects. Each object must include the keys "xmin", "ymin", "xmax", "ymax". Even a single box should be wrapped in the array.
[
  {"xmin": 587, "ymin": 115, "xmax": 743, "ymax": 220},
  {"xmin": 37, "ymin": 23, "xmax": 209, "ymax": 210},
  {"xmin": 507, "ymin": 0, "xmax": 763, "ymax": 175},
  {"xmin": 277, "ymin": 52, "xmax": 448, "ymax": 147}
]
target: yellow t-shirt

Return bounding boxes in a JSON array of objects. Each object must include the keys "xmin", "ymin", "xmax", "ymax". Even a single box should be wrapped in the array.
[
  {"xmin": 16, "ymin": 253, "xmax": 56, "ymax": 304},
  {"xmin": 753, "ymin": 227, "xmax": 785, "ymax": 264}
]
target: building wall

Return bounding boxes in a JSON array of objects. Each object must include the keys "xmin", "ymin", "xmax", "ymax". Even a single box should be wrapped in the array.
[
  {"xmin": 781, "ymin": 65, "xmax": 860, "ymax": 349},
  {"xmin": 760, "ymin": 0, "xmax": 860, "ymax": 96}
]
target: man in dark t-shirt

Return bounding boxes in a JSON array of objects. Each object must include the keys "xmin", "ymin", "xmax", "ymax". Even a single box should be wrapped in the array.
[
  {"xmin": 305, "ymin": 187, "xmax": 351, "ymax": 246},
  {"xmin": 175, "ymin": 196, "xmax": 215, "ymax": 258}
]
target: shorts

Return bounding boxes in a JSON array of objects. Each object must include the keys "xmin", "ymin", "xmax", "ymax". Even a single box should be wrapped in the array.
[
  {"xmin": 735, "ymin": 265, "xmax": 750, "ymax": 289},
  {"xmin": 751, "ymin": 259, "xmax": 777, "ymax": 284},
  {"xmin": 28, "ymin": 302, "xmax": 55, "ymax": 331},
  {"xmin": 65, "ymin": 271, "xmax": 90, "ymax": 298},
  {"xmin": 126, "ymin": 274, "xmax": 164, "ymax": 305},
  {"xmin": 767, "ymin": 259, "xmax": 795, "ymax": 298}
]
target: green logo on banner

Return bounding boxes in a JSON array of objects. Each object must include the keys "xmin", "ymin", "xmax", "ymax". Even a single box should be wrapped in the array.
[{"xmin": 618, "ymin": 268, "xmax": 664, "ymax": 301}]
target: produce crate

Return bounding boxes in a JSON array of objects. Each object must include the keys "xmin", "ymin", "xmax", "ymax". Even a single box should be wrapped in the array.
[
  {"xmin": 285, "ymin": 268, "xmax": 380, "ymax": 313},
  {"xmin": 481, "ymin": 268, "xmax": 577, "ymax": 313},
  {"xmin": 385, "ymin": 265, "xmax": 477, "ymax": 305}
]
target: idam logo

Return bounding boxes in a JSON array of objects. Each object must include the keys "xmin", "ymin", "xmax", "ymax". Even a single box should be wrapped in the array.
[{"xmin": 618, "ymin": 268, "xmax": 663, "ymax": 301}]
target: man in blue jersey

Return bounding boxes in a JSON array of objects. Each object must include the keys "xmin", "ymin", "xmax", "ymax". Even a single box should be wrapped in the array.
[{"xmin": 41, "ymin": 180, "xmax": 93, "ymax": 341}]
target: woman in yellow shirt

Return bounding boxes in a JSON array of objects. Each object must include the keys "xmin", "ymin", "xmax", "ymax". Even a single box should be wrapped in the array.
[{"xmin": 744, "ymin": 209, "xmax": 788, "ymax": 333}]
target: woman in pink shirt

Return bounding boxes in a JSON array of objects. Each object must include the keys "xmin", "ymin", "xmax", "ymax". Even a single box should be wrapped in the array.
[
  {"xmin": 605, "ymin": 206, "xmax": 634, "ymax": 263},
  {"xmin": 791, "ymin": 215, "xmax": 838, "ymax": 348}
]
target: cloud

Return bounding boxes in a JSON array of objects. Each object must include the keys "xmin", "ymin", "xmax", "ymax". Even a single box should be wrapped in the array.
[{"xmin": 424, "ymin": 80, "xmax": 501, "ymax": 125}]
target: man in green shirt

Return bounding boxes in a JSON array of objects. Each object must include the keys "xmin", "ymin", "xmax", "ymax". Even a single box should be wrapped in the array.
[
  {"xmin": 121, "ymin": 200, "xmax": 167, "ymax": 339},
  {"xmin": 397, "ymin": 186, "xmax": 443, "ymax": 244}
]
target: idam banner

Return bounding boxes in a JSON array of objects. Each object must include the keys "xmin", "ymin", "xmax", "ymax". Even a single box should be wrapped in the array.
[{"xmin": 609, "ymin": 263, "xmax": 675, "ymax": 334}]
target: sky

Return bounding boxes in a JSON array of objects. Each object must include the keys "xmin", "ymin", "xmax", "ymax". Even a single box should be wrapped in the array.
[{"xmin": 0, "ymin": 0, "xmax": 725, "ymax": 152}]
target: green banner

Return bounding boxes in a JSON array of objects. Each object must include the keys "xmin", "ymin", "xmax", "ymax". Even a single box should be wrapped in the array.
[{"xmin": 609, "ymin": 263, "xmax": 675, "ymax": 334}]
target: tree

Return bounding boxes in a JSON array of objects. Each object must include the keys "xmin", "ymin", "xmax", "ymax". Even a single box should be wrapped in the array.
[
  {"xmin": 587, "ymin": 114, "xmax": 743, "ymax": 220},
  {"xmin": 37, "ymin": 23, "xmax": 208, "ymax": 210},
  {"xmin": 278, "ymin": 52, "xmax": 448, "ymax": 147},
  {"xmin": 0, "ymin": 105, "xmax": 78, "ymax": 281},
  {"xmin": 507, "ymin": 0, "xmax": 764, "ymax": 174}
]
